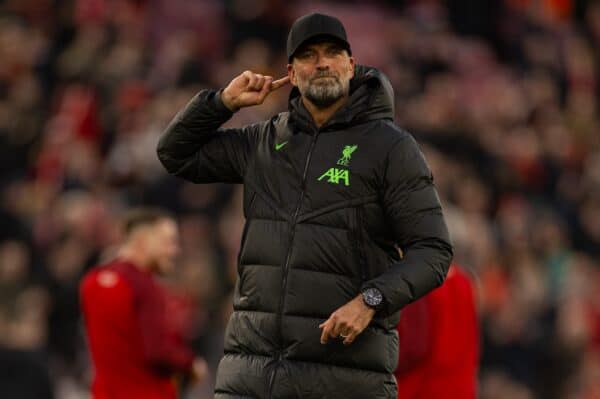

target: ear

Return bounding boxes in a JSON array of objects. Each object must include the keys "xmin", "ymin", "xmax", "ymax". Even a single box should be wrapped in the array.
[
  {"xmin": 287, "ymin": 64, "xmax": 298, "ymax": 87},
  {"xmin": 348, "ymin": 57, "xmax": 355, "ymax": 79}
]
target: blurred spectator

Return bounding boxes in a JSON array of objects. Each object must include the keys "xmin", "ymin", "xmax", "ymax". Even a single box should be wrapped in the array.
[
  {"xmin": 79, "ymin": 208, "xmax": 208, "ymax": 399},
  {"xmin": 395, "ymin": 264, "xmax": 479, "ymax": 398}
]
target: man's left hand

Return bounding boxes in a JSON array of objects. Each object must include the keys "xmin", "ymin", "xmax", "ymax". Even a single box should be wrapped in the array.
[{"xmin": 319, "ymin": 294, "xmax": 375, "ymax": 345}]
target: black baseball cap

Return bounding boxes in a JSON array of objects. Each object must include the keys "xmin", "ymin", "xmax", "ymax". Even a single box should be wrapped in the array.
[{"xmin": 286, "ymin": 13, "xmax": 351, "ymax": 62}]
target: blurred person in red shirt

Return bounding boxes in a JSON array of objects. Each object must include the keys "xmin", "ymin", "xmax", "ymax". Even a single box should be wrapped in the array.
[
  {"xmin": 80, "ymin": 208, "xmax": 207, "ymax": 399},
  {"xmin": 395, "ymin": 263, "xmax": 479, "ymax": 399}
]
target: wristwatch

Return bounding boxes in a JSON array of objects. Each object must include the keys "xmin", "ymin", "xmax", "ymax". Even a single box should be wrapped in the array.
[{"xmin": 361, "ymin": 287, "xmax": 383, "ymax": 310}]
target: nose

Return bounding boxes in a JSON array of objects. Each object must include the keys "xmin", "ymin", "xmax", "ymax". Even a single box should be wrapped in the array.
[{"xmin": 315, "ymin": 52, "xmax": 330, "ymax": 70}]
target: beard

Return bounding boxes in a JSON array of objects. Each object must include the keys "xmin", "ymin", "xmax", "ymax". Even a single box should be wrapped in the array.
[{"xmin": 298, "ymin": 71, "xmax": 350, "ymax": 109}]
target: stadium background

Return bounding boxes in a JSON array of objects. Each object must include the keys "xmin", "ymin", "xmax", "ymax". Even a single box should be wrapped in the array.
[{"xmin": 0, "ymin": 0, "xmax": 599, "ymax": 398}]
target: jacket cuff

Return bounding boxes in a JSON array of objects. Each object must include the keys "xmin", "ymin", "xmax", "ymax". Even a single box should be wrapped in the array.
[
  {"xmin": 214, "ymin": 89, "xmax": 236, "ymax": 114},
  {"xmin": 359, "ymin": 282, "xmax": 385, "ymax": 316},
  {"xmin": 360, "ymin": 279, "xmax": 409, "ymax": 318}
]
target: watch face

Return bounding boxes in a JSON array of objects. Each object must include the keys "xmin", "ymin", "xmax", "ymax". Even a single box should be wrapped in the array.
[{"xmin": 363, "ymin": 288, "xmax": 383, "ymax": 307}]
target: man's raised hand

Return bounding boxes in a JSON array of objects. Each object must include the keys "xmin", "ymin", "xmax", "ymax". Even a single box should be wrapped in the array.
[{"xmin": 221, "ymin": 71, "xmax": 290, "ymax": 112}]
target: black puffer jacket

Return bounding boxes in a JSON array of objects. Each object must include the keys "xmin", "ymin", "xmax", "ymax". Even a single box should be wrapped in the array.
[{"xmin": 157, "ymin": 65, "xmax": 453, "ymax": 399}]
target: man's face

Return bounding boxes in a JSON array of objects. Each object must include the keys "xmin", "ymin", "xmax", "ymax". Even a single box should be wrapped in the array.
[
  {"xmin": 142, "ymin": 218, "xmax": 180, "ymax": 275},
  {"xmin": 288, "ymin": 40, "xmax": 355, "ymax": 109}
]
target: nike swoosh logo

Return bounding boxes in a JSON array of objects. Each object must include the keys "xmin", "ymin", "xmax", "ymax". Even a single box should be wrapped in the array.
[{"xmin": 275, "ymin": 141, "xmax": 288, "ymax": 151}]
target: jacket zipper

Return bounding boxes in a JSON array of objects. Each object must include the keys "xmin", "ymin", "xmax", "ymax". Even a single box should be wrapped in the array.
[
  {"xmin": 267, "ymin": 130, "xmax": 320, "ymax": 398},
  {"xmin": 237, "ymin": 192, "xmax": 257, "ymax": 295},
  {"xmin": 351, "ymin": 206, "xmax": 368, "ymax": 281},
  {"xmin": 356, "ymin": 206, "xmax": 368, "ymax": 281}
]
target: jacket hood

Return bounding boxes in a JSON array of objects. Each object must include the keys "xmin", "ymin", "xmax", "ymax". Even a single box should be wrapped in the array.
[{"xmin": 288, "ymin": 64, "xmax": 395, "ymax": 131}]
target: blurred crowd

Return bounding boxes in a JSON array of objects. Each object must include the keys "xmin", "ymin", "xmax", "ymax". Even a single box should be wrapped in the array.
[{"xmin": 0, "ymin": 0, "xmax": 599, "ymax": 398}]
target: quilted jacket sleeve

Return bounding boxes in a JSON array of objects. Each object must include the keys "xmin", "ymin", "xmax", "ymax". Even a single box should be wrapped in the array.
[
  {"xmin": 157, "ymin": 89, "xmax": 260, "ymax": 183},
  {"xmin": 361, "ymin": 133, "xmax": 453, "ymax": 317}
]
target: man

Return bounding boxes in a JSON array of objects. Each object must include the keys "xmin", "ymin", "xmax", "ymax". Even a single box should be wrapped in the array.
[
  {"xmin": 395, "ymin": 264, "xmax": 479, "ymax": 398},
  {"xmin": 80, "ymin": 208, "xmax": 207, "ymax": 399},
  {"xmin": 157, "ymin": 12, "xmax": 452, "ymax": 399}
]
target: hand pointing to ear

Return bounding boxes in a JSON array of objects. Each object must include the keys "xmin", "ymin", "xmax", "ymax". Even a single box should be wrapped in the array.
[{"xmin": 221, "ymin": 71, "xmax": 290, "ymax": 112}]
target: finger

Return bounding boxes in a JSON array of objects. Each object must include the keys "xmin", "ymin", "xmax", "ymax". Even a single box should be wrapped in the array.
[
  {"xmin": 330, "ymin": 319, "xmax": 343, "ymax": 338},
  {"xmin": 320, "ymin": 320, "xmax": 332, "ymax": 344},
  {"xmin": 256, "ymin": 77, "xmax": 273, "ymax": 103},
  {"xmin": 338, "ymin": 326, "xmax": 352, "ymax": 339},
  {"xmin": 253, "ymin": 74, "xmax": 265, "ymax": 91},
  {"xmin": 320, "ymin": 326, "xmax": 329, "ymax": 344},
  {"xmin": 343, "ymin": 331, "xmax": 358, "ymax": 345},
  {"xmin": 241, "ymin": 70, "xmax": 253, "ymax": 86},
  {"xmin": 245, "ymin": 73, "xmax": 257, "ymax": 91},
  {"xmin": 270, "ymin": 76, "xmax": 290, "ymax": 91}
]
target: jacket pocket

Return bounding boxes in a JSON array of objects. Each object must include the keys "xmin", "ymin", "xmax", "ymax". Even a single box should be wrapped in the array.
[{"xmin": 348, "ymin": 206, "xmax": 368, "ymax": 281}]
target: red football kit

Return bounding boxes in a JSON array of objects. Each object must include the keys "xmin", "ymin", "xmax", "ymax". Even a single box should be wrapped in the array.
[
  {"xmin": 80, "ymin": 259, "xmax": 194, "ymax": 399},
  {"xmin": 395, "ymin": 264, "xmax": 479, "ymax": 399}
]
